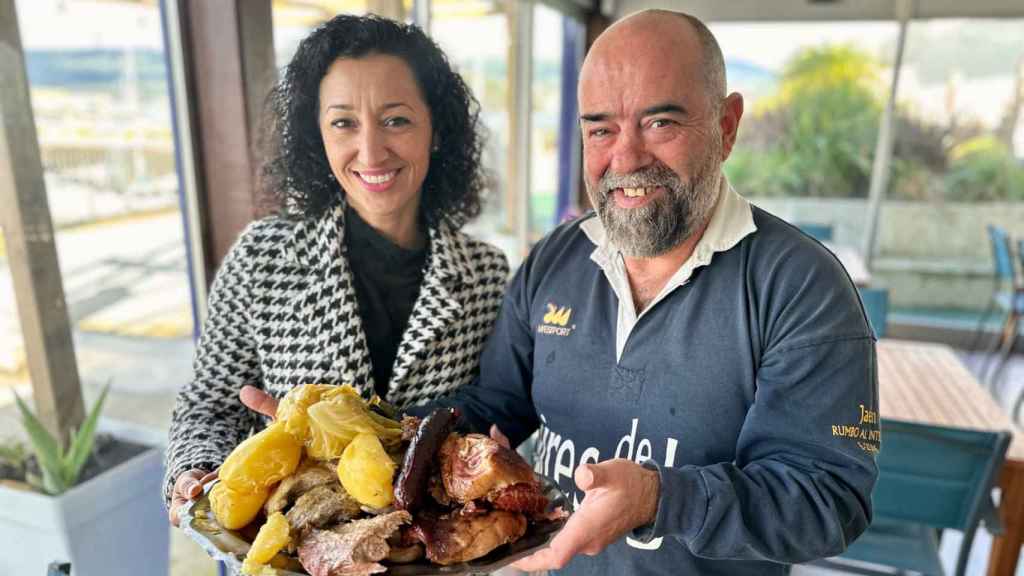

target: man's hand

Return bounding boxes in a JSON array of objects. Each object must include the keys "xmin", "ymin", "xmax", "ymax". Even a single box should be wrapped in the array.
[
  {"xmin": 169, "ymin": 468, "xmax": 218, "ymax": 527},
  {"xmin": 240, "ymin": 385, "xmax": 279, "ymax": 419},
  {"xmin": 512, "ymin": 459, "xmax": 661, "ymax": 572}
]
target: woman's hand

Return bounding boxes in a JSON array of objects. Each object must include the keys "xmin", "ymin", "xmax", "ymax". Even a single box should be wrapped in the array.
[
  {"xmin": 169, "ymin": 468, "xmax": 218, "ymax": 527},
  {"xmin": 240, "ymin": 385, "xmax": 279, "ymax": 419}
]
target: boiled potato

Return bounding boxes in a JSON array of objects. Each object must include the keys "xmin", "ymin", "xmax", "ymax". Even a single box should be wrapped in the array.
[
  {"xmin": 209, "ymin": 482, "xmax": 268, "ymax": 530},
  {"xmin": 337, "ymin": 432, "xmax": 397, "ymax": 508},
  {"xmin": 220, "ymin": 421, "xmax": 302, "ymax": 493},
  {"xmin": 240, "ymin": 512, "xmax": 291, "ymax": 575}
]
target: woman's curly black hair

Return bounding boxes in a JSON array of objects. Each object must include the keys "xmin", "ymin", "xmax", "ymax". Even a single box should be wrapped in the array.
[{"xmin": 260, "ymin": 14, "xmax": 485, "ymax": 228}]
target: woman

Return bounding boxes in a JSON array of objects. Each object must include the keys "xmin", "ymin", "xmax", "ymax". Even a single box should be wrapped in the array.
[{"xmin": 165, "ymin": 14, "xmax": 509, "ymax": 525}]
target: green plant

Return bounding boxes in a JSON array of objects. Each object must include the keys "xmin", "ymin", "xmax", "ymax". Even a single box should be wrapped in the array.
[
  {"xmin": 944, "ymin": 136, "xmax": 1024, "ymax": 201},
  {"xmin": 13, "ymin": 384, "xmax": 110, "ymax": 495}
]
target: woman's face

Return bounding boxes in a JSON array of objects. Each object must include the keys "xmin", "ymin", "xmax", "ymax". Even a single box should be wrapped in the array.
[{"xmin": 318, "ymin": 54, "xmax": 433, "ymax": 233}]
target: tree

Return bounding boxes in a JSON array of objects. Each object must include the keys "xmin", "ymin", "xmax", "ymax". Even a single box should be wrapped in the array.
[{"xmin": 728, "ymin": 45, "xmax": 884, "ymax": 198}]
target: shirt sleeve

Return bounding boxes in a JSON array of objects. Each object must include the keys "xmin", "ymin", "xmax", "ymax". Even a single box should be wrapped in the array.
[
  {"xmin": 406, "ymin": 252, "xmax": 541, "ymax": 447},
  {"xmin": 162, "ymin": 226, "xmax": 265, "ymax": 507},
  {"xmin": 632, "ymin": 243, "xmax": 880, "ymax": 563}
]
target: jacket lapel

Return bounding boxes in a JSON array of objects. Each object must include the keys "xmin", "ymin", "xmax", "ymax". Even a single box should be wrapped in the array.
[
  {"xmin": 388, "ymin": 221, "xmax": 476, "ymax": 397},
  {"xmin": 287, "ymin": 205, "xmax": 375, "ymax": 395}
]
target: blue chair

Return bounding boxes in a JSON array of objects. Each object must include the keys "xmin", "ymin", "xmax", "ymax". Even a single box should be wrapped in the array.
[
  {"xmin": 858, "ymin": 287, "xmax": 889, "ymax": 339},
  {"xmin": 1009, "ymin": 239, "xmax": 1024, "ymax": 425},
  {"xmin": 796, "ymin": 222, "xmax": 834, "ymax": 242},
  {"xmin": 976, "ymin": 226, "xmax": 1024, "ymax": 391},
  {"xmin": 813, "ymin": 419, "xmax": 1011, "ymax": 576}
]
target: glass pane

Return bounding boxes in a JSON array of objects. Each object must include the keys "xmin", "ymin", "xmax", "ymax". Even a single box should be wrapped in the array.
[
  {"xmin": 431, "ymin": 1, "xmax": 517, "ymax": 258},
  {"xmin": 0, "ymin": 262, "xmax": 30, "ymax": 419},
  {"xmin": 9, "ymin": 0, "xmax": 195, "ymax": 419},
  {"xmin": 273, "ymin": 0, "xmax": 369, "ymax": 68},
  {"xmin": 272, "ymin": 0, "xmax": 417, "ymax": 68},
  {"xmin": 880, "ymin": 19, "xmax": 1024, "ymax": 328},
  {"xmin": 529, "ymin": 2, "xmax": 572, "ymax": 242},
  {"xmin": 712, "ymin": 21, "xmax": 899, "ymax": 208}
]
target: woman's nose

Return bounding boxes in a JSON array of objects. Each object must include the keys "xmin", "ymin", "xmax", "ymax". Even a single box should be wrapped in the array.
[{"xmin": 357, "ymin": 126, "xmax": 387, "ymax": 166}]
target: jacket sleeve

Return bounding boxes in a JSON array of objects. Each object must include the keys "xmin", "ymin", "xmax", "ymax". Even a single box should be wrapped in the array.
[
  {"xmin": 406, "ymin": 253, "xmax": 540, "ymax": 448},
  {"xmin": 632, "ymin": 245, "xmax": 880, "ymax": 563},
  {"xmin": 162, "ymin": 226, "xmax": 265, "ymax": 507}
]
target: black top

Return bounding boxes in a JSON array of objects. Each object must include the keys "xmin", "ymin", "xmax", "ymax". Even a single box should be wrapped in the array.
[{"xmin": 345, "ymin": 207, "xmax": 428, "ymax": 398}]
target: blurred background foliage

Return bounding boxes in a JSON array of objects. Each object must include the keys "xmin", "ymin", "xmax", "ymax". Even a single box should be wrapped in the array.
[{"xmin": 725, "ymin": 45, "xmax": 1024, "ymax": 202}]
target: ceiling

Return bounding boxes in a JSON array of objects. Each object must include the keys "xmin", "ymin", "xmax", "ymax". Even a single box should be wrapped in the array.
[{"xmin": 613, "ymin": 0, "xmax": 1024, "ymax": 21}]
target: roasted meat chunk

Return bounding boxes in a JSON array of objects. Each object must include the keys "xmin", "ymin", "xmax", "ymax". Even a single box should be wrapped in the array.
[
  {"xmin": 286, "ymin": 484, "xmax": 363, "ymax": 536},
  {"xmin": 408, "ymin": 509, "xmax": 527, "ymax": 565},
  {"xmin": 297, "ymin": 510, "xmax": 412, "ymax": 576},
  {"xmin": 439, "ymin": 433, "xmax": 546, "ymax": 514},
  {"xmin": 265, "ymin": 459, "xmax": 338, "ymax": 515}
]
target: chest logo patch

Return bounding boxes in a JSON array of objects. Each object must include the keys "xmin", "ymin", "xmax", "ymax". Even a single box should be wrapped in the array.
[{"xmin": 538, "ymin": 303, "xmax": 574, "ymax": 336}]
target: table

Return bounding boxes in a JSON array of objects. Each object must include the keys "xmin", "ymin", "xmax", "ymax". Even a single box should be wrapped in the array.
[
  {"xmin": 825, "ymin": 243, "xmax": 872, "ymax": 287},
  {"xmin": 877, "ymin": 339, "xmax": 1024, "ymax": 576}
]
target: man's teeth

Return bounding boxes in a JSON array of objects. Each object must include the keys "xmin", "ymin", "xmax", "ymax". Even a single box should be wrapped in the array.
[
  {"xmin": 622, "ymin": 187, "xmax": 651, "ymax": 198},
  {"xmin": 360, "ymin": 171, "xmax": 397, "ymax": 184}
]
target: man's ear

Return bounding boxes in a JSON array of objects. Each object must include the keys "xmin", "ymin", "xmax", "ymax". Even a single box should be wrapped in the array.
[{"xmin": 718, "ymin": 92, "xmax": 744, "ymax": 161}]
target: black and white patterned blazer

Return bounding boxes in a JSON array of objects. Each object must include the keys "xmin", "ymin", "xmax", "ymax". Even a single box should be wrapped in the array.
[{"xmin": 163, "ymin": 203, "xmax": 509, "ymax": 502}]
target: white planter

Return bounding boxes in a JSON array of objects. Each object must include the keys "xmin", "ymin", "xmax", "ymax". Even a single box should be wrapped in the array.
[{"xmin": 0, "ymin": 419, "xmax": 169, "ymax": 576}]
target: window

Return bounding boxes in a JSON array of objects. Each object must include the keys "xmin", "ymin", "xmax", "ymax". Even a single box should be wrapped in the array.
[
  {"xmin": 273, "ymin": 0, "xmax": 416, "ymax": 68},
  {"xmin": 431, "ymin": 0, "xmax": 518, "ymax": 257},
  {"xmin": 6, "ymin": 0, "xmax": 194, "ymax": 416},
  {"xmin": 529, "ymin": 2, "xmax": 583, "ymax": 242}
]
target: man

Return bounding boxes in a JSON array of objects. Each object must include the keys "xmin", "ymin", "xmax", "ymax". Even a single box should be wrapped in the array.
[
  {"xmin": 421, "ymin": 10, "xmax": 878, "ymax": 575},
  {"xmin": 240, "ymin": 9, "xmax": 880, "ymax": 575}
]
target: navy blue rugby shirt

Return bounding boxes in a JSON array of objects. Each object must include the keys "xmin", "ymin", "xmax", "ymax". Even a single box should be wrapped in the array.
[{"xmin": 417, "ymin": 183, "xmax": 880, "ymax": 576}]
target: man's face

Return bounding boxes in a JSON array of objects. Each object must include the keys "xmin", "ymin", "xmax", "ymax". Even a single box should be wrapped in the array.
[{"xmin": 578, "ymin": 33, "xmax": 726, "ymax": 258}]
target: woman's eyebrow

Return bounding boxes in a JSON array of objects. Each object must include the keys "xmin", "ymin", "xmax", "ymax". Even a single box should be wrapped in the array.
[{"xmin": 324, "ymin": 102, "xmax": 413, "ymax": 112}]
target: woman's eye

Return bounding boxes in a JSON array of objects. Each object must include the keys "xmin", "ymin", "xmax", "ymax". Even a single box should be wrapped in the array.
[
  {"xmin": 384, "ymin": 116, "xmax": 411, "ymax": 128},
  {"xmin": 331, "ymin": 118, "xmax": 356, "ymax": 129}
]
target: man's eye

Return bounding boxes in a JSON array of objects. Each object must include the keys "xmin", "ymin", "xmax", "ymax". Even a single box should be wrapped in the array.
[
  {"xmin": 384, "ymin": 117, "xmax": 410, "ymax": 127},
  {"xmin": 588, "ymin": 128, "xmax": 610, "ymax": 138},
  {"xmin": 650, "ymin": 118, "xmax": 675, "ymax": 128}
]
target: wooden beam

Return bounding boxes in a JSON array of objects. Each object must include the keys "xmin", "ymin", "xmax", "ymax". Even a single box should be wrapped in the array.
[
  {"xmin": 178, "ymin": 0, "xmax": 275, "ymax": 282},
  {"xmin": 0, "ymin": 0, "xmax": 85, "ymax": 448}
]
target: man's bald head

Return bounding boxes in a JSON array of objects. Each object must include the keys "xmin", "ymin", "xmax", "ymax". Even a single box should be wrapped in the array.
[{"xmin": 585, "ymin": 10, "xmax": 726, "ymax": 108}]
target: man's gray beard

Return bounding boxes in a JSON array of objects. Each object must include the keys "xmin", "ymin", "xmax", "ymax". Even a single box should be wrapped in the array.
[{"xmin": 589, "ymin": 149, "xmax": 723, "ymax": 258}]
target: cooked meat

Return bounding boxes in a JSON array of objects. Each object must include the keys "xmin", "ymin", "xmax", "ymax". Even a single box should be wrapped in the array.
[
  {"xmin": 400, "ymin": 415, "xmax": 421, "ymax": 441},
  {"xmin": 297, "ymin": 510, "xmax": 412, "ymax": 576},
  {"xmin": 286, "ymin": 484, "xmax": 362, "ymax": 536},
  {"xmin": 408, "ymin": 509, "xmax": 527, "ymax": 565},
  {"xmin": 386, "ymin": 543, "xmax": 424, "ymax": 564},
  {"xmin": 440, "ymin": 433, "xmax": 537, "ymax": 503},
  {"xmin": 265, "ymin": 459, "xmax": 338, "ymax": 515},
  {"xmin": 489, "ymin": 482, "xmax": 548, "ymax": 515},
  {"xmin": 428, "ymin": 472, "xmax": 451, "ymax": 506}
]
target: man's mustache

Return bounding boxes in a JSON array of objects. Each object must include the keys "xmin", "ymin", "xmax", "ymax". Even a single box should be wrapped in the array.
[{"xmin": 598, "ymin": 164, "xmax": 682, "ymax": 196}]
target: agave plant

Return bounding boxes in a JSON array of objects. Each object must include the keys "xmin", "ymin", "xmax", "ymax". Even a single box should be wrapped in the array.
[{"xmin": 13, "ymin": 384, "xmax": 110, "ymax": 495}]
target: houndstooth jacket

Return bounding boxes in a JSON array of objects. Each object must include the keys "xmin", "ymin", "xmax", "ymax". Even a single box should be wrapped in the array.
[{"xmin": 163, "ymin": 203, "xmax": 509, "ymax": 503}]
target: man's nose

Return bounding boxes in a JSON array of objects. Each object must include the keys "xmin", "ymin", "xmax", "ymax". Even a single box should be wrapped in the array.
[
  {"xmin": 609, "ymin": 128, "xmax": 653, "ymax": 175},
  {"xmin": 357, "ymin": 126, "xmax": 387, "ymax": 166}
]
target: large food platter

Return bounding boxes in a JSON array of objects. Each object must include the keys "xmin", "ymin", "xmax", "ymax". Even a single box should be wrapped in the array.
[{"xmin": 180, "ymin": 473, "xmax": 571, "ymax": 575}]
